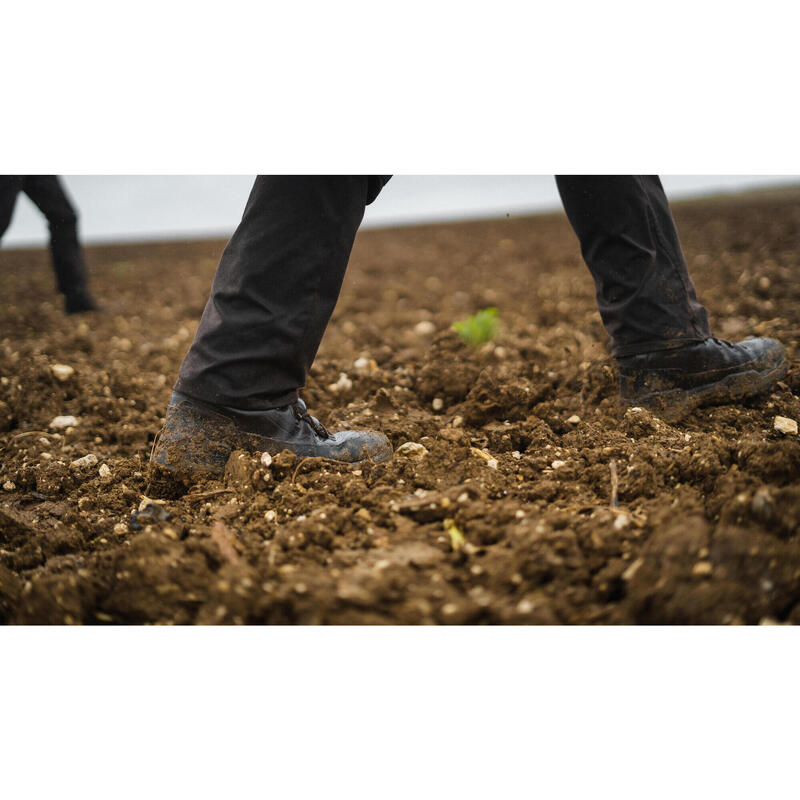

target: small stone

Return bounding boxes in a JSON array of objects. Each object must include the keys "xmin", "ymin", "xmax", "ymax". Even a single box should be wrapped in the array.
[
  {"xmin": 493, "ymin": 346, "xmax": 507, "ymax": 360},
  {"xmin": 432, "ymin": 397, "xmax": 444, "ymax": 411},
  {"xmin": 613, "ymin": 513, "xmax": 630, "ymax": 530},
  {"xmin": 353, "ymin": 357, "xmax": 378, "ymax": 375},
  {"xmin": 516, "ymin": 599, "xmax": 534, "ymax": 614},
  {"xmin": 327, "ymin": 372, "xmax": 353, "ymax": 393},
  {"xmin": 98, "ymin": 463, "xmax": 112, "ymax": 479},
  {"xmin": 71, "ymin": 453, "xmax": 98, "ymax": 469},
  {"xmin": 566, "ymin": 415, "xmax": 581, "ymax": 425},
  {"xmin": 451, "ymin": 415, "xmax": 464, "ymax": 428},
  {"xmin": 51, "ymin": 364, "xmax": 75, "ymax": 382},
  {"xmin": 551, "ymin": 460, "xmax": 567, "ymax": 469},
  {"xmin": 774, "ymin": 416, "xmax": 798, "ymax": 435},
  {"xmin": 260, "ymin": 452, "xmax": 273, "ymax": 468},
  {"xmin": 514, "ymin": 510, "xmax": 525, "ymax": 519},
  {"xmin": 692, "ymin": 561, "xmax": 713, "ymax": 577},
  {"xmin": 3, "ymin": 480, "xmax": 16, "ymax": 491},
  {"xmin": 113, "ymin": 522, "xmax": 127, "ymax": 535},
  {"xmin": 470, "ymin": 447, "xmax": 493, "ymax": 464},
  {"xmin": 264, "ymin": 510, "xmax": 277, "ymax": 522},
  {"xmin": 50, "ymin": 415, "xmax": 79, "ymax": 430},
  {"xmin": 396, "ymin": 441, "xmax": 428, "ymax": 458},
  {"xmin": 486, "ymin": 458, "xmax": 499, "ymax": 470},
  {"xmin": 751, "ymin": 487, "xmax": 773, "ymax": 521},
  {"xmin": 414, "ymin": 320, "xmax": 436, "ymax": 336}
]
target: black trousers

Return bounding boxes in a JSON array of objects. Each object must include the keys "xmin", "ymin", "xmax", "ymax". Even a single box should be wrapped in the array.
[
  {"xmin": 176, "ymin": 176, "xmax": 712, "ymax": 411},
  {"xmin": 0, "ymin": 175, "xmax": 90, "ymax": 297}
]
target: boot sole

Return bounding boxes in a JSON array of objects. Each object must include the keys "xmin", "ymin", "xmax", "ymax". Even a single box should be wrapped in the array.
[{"xmin": 621, "ymin": 358, "xmax": 789, "ymax": 422}]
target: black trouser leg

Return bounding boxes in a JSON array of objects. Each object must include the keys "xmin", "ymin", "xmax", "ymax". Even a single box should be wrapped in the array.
[
  {"xmin": 176, "ymin": 175, "xmax": 390, "ymax": 410},
  {"xmin": 555, "ymin": 175, "xmax": 711, "ymax": 357},
  {"xmin": 0, "ymin": 176, "xmax": 24, "ymax": 239},
  {"xmin": 21, "ymin": 176, "xmax": 90, "ymax": 297}
]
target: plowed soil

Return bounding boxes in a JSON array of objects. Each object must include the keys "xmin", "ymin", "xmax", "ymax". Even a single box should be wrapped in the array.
[{"xmin": 2, "ymin": 187, "xmax": 800, "ymax": 624}]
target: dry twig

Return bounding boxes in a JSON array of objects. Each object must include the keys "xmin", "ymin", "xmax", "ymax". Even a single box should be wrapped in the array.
[{"xmin": 609, "ymin": 459, "xmax": 619, "ymax": 508}]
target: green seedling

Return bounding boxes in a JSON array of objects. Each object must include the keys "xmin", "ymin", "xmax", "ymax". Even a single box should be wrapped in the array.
[{"xmin": 452, "ymin": 307, "xmax": 499, "ymax": 348}]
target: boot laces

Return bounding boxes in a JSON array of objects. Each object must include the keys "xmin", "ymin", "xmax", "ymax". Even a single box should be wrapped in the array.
[{"xmin": 292, "ymin": 401, "xmax": 330, "ymax": 439}]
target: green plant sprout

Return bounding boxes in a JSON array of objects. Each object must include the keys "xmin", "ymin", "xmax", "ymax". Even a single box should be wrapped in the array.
[{"xmin": 452, "ymin": 307, "xmax": 499, "ymax": 347}]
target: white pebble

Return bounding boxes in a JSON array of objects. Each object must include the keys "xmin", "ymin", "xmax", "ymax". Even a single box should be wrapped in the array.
[
  {"xmin": 51, "ymin": 364, "xmax": 75, "ymax": 382},
  {"xmin": 71, "ymin": 453, "xmax": 98, "ymax": 469},
  {"xmin": 396, "ymin": 441, "xmax": 429, "ymax": 458},
  {"xmin": 511, "ymin": 451, "xmax": 521, "ymax": 460},
  {"xmin": 551, "ymin": 460, "xmax": 567, "ymax": 469},
  {"xmin": 3, "ymin": 480, "xmax": 16, "ymax": 491},
  {"xmin": 414, "ymin": 320, "xmax": 436, "ymax": 336},
  {"xmin": 264, "ymin": 510, "xmax": 277, "ymax": 522},
  {"xmin": 353, "ymin": 357, "xmax": 378, "ymax": 375},
  {"xmin": 98, "ymin": 463, "xmax": 112, "ymax": 479},
  {"xmin": 613, "ymin": 513, "xmax": 630, "ymax": 530},
  {"xmin": 451, "ymin": 415, "xmax": 464, "ymax": 428},
  {"xmin": 774, "ymin": 416, "xmax": 798, "ymax": 435},
  {"xmin": 327, "ymin": 372, "xmax": 353, "ymax": 393},
  {"xmin": 486, "ymin": 458, "xmax": 499, "ymax": 470},
  {"xmin": 567, "ymin": 415, "xmax": 581, "ymax": 425},
  {"xmin": 260, "ymin": 452, "xmax": 273, "ymax": 468},
  {"xmin": 50, "ymin": 415, "xmax": 79, "ymax": 430},
  {"xmin": 432, "ymin": 397, "xmax": 444, "ymax": 411}
]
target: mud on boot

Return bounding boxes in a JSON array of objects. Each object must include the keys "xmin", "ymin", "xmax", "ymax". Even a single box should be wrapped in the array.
[
  {"xmin": 149, "ymin": 391, "xmax": 393, "ymax": 488},
  {"xmin": 617, "ymin": 336, "xmax": 788, "ymax": 422}
]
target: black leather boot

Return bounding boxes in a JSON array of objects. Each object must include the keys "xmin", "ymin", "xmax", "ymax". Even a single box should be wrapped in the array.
[
  {"xmin": 617, "ymin": 336, "xmax": 788, "ymax": 421},
  {"xmin": 150, "ymin": 391, "xmax": 393, "ymax": 484},
  {"xmin": 64, "ymin": 289, "xmax": 101, "ymax": 314}
]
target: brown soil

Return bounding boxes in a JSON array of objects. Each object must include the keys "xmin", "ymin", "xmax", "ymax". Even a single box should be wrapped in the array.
[{"xmin": 2, "ymin": 188, "xmax": 800, "ymax": 625}]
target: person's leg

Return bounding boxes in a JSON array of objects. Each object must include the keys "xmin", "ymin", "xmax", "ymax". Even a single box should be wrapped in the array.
[
  {"xmin": 21, "ymin": 176, "xmax": 98, "ymax": 312},
  {"xmin": 152, "ymin": 175, "xmax": 392, "ymax": 484},
  {"xmin": 555, "ymin": 175, "xmax": 711, "ymax": 357},
  {"xmin": 0, "ymin": 177, "xmax": 24, "ymax": 241},
  {"xmin": 555, "ymin": 175, "xmax": 786, "ymax": 419},
  {"xmin": 176, "ymin": 175, "xmax": 390, "ymax": 410}
]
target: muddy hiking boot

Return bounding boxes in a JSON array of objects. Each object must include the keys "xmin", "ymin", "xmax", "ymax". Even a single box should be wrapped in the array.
[
  {"xmin": 150, "ymin": 391, "xmax": 393, "ymax": 485},
  {"xmin": 617, "ymin": 336, "xmax": 788, "ymax": 421}
]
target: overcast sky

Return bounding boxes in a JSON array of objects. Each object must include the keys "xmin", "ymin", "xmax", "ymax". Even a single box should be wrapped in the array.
[{"xmin": 3, "ymin": 175, "xmax": 799, "ymax": 247}]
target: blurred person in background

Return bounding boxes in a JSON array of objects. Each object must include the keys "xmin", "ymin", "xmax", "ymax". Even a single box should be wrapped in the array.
[
  {"xmin": 151, "ymin": 176, "xmax": 788, "ymax": 485},
  {"xmin": 0, "ymin": 175, "xmax": 100, "ymax": 314}
]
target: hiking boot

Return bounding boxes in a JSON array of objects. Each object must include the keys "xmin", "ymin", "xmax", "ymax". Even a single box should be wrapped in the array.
[
  {"xmin": 65, "ymin": 290, "xmax": 101, "ymax": 314},
  {"xmin": 617, "ymin": 336, "xmax": 788, "ymax": 421},
  {"xmin": 150, "ymin": 391, "xmax": 393, "ymax": 484}
]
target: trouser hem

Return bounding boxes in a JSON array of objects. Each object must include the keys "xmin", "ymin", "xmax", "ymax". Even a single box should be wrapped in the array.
[
  {"xmin": 613, "ymin": 336, "xmax": 710, "ymax": 359},
  {"xmin": 173, "ymin": 379, "xmax": 299, "ymax": 412}
]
